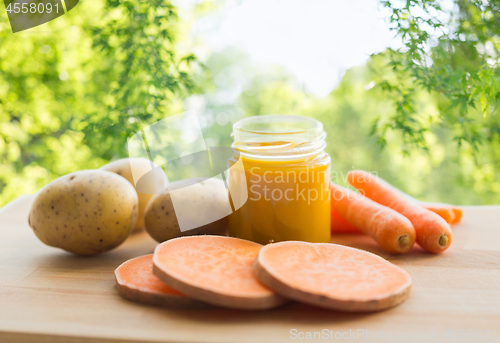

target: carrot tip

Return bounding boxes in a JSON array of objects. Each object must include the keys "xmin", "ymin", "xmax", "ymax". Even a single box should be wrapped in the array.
[
  {"xmin": 398, "ymin": 235, "xmax": 411, "ymax": 248},
  {"xmin": 438, "ymin": 234, "xmax": 450, "ymax": 248}
]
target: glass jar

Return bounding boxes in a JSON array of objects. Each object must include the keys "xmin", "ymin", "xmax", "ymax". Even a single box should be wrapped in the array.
[{"xmin": 227, "ymin": 115, "xmax": 331, "ymax": 245}]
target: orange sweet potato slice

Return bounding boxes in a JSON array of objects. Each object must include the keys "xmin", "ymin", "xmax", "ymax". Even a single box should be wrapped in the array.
[
  {"xmin": 253, "ymin": 241, "xmax": 412, "ymax": 312},
  {"xmin": 152, "ymin": 235, "xmax": 287, "ymax": 310},
  {"xmin": 115, "ymin": 254, "xmax": 204, "ymax": 307}
]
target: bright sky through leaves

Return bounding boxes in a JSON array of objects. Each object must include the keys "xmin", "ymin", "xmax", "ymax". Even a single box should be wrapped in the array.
[{"xmin": 186, "ymin": 0, "xmax": 398, "ymax": 96}]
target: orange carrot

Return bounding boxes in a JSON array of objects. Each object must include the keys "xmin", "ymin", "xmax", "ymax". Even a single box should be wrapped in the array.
[
  {"xmin": 330, "ymin": 183, "xmax": 416, "ymax": 254},
  {"xmin": 114, "ymin": 254, "xmax": 204, "ymax": 307},
  {"xmin": 421, "ymin": 204, "xmax": 455, "ymax": 224},
  {"xmin": 330, "ymin": 202, "xmax": 361, "ymax": 233},
  {"xmin": 418, "ymin": 201, "xmax": 463, "ymax": 225},
  {"xmin": 153, "ymin": 235, "xmax": 287, "ymax": 310},
  {"xmin": 451, "ymin": 208, "xmax": 463, "ymax": 224},
  {"xmin": 253, "ymin": 241, "xmax": 412, "ymax": 312},
  {"xmin": 333, "ymin": 200, "xmax": 463, "ymax": 233},
  {"xmin": 347, "ymin": 170, "xmax": 453, "ymax": 253}
]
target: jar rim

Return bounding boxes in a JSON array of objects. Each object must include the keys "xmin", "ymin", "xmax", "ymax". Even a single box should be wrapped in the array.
[
  {"xmin": 232, "ymin": 115, "xmax": 327, "ymax": 161},
  {"xmin": 233, "ymin": 114, "xmax": 323, "ymax": 136}
]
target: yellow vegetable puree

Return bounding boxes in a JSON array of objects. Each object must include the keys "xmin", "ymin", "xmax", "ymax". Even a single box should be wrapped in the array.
[{"xmin": 227, "ymin": 115, "xmax": 331, "ymax": 244}]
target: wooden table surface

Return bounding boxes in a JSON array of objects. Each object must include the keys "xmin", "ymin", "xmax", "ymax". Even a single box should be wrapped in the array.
[{"xmin": 0, "ymin": 195, "xmax": 499, "ymax": 343}]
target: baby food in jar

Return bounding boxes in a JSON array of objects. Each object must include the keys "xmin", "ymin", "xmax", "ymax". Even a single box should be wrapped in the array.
[{"xmin": 228, "ymin": 115, "xmax": 331, "ymax": 244}]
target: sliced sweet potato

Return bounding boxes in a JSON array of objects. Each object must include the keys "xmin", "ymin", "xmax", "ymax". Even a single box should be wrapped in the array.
[
  {"xmin": 152, "ymin": 235, "xmax": 287, "ymax": 310},
  {"xmin": 115, "ymin": 254, "xmax": 204, "ymax": 307},
  {"xmin": 253, "ymin": 241, "xmax": 412, "ymax": 312}
]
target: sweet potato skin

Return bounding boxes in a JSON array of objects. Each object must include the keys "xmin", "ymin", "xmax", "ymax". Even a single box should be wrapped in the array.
[
  {"xmin": 253, "ymin": 241, "xmax": 412, "ymax": 312},
  {"xmin": 115, "ymin": 278, "xmax": 206, "ymax": 308},
  {"xmin": 152, "ymin": 262, "xmax": 285, "ymax": 310},
  {"xmin": 115, "ymin": 254, "xmax": 206, "ymax": 308},
  {"xmin": 152, "ymin": 235, "xmax": 288, "ymax": 310}
]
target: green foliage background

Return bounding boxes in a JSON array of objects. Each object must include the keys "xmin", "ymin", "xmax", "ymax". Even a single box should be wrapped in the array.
[
  {"xmin": 0, "ymin": 0, "xmax": 197, "ymax": 204},
  {"xmin": 197, "ymin": 47, "xmax": 500, "ymax": 205},
  {"xmin": 0, "ymin": 0, "xmax": 499, "ymax": 206}
]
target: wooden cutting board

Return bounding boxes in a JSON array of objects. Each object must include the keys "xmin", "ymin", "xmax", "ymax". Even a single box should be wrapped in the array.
[{"xmin": 0, "ymin": 195, "xmax": 499, "ymax": 343}]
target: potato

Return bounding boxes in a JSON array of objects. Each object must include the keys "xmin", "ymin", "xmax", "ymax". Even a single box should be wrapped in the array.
[
  {"xmin": 144, "ymin": 178, "xmax": 230, "ymax": 242},
  {"xmin": 28, "ymin": 170, "xmax": 138, "ymax": 255},
  {"xmin": 100, "ymin": 158, "xmax": 168, "ymax": 231}
]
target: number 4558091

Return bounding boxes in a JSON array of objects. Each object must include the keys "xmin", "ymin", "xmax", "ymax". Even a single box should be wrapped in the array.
[{"xmin": 6, "ymin": 2, "xmax": 59, "ymax": 14}]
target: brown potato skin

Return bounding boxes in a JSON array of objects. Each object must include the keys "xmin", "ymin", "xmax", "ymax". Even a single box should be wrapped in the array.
[
  {"xmin": 144, "ymin": 178, "xmax": 229, "ymax": 243},
  {"xmin": 100, "ymin": 158, "xmax": 168, "ymax": 231},
  {"xmin": 28, "ymin": 170, "xmax": 138, "ymax": 255}
]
